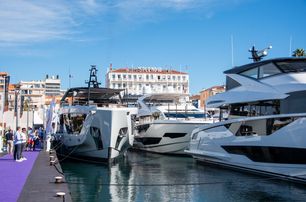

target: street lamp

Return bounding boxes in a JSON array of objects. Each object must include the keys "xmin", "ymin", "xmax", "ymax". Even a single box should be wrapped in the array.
[
  {"xmin": 32, "ymin": 104, "xmax": 35, "ymax": 129},
  {"xmin": 15, "ymin": 84, "xmax": 21, "ymax": 129}
]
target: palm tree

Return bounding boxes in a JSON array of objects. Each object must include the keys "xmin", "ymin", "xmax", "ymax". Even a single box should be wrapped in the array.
[{"xmin": 292, "ymin": 48, "xmax": 306, "ymax": 57}]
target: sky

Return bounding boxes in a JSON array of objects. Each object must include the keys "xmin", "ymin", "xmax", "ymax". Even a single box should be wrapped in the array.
[{"xmin": 0, "ymin": 0, "xmax": 306, "ymax": 94}]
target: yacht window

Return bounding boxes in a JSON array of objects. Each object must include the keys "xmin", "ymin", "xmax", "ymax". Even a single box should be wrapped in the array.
[
  {"xmin": 259, "ymin": 63, "xmax": 281, "ymax": 78},
  {"xmin": 230, "ymin": 101, "xmax": 280, "ymax": 117},
  {"xmin": 164, "ymin": 112, "xmax": 211, "ymax": 119},
  {"xmin": 62, "ymin": 113, "xmax": 86, "ymax": 134},
  {"xmin": 277, "ymin": 61, "xmax": 306, "ymax": 72},
  {"xmin": 240, "ymin": 68, "xmax": 258, "ymax": 79}
]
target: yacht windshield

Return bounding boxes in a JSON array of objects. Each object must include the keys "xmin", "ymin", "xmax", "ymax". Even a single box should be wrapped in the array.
[{"xmin": 164, "ymin": 112, "xmax": 211, "ymax": 119}]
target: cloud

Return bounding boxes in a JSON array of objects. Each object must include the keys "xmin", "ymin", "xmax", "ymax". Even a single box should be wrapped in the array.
[
  {"xmin": 0, "ymin": 0, "xmax": 240, "ymax": 47},
  {"xmin": 0, "ymin": 0, "xmax": 99, "ymax": 46}
]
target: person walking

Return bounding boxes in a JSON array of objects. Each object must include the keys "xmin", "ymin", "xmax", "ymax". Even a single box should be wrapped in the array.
[
  {"xmin": 20, "ymin": 128, "xmax": 27, "ymax": 161},
  {"xmin": 33, "ymin": 129, "xmax": 40, "ymax": 151},
  {"xmin": 13, "ymin": 127, "xmax": 23, "ymax": 162},
  {"xmin": 5, "ymin": 129, "xmax": 14, "ymax": 155}
]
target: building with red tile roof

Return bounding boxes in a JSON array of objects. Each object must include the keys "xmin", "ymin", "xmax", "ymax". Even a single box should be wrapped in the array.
[{"xmin": 106, "ymin": 64, "xmax": 189, "ymax": 95}]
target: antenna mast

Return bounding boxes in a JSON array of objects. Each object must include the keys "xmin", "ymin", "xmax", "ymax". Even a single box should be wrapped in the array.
[
  {"xmin": 85, "ymin": 65, "xmax": 101, "ymax": 105},
  {"xmin": 86, "ymin": 65, "xmax": 101, "ymax": 88}
]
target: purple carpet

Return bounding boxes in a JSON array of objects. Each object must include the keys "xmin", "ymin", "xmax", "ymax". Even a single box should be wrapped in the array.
[{"xmin": 0, "ymin": 151, "xmax": 40, "ymax": 202}]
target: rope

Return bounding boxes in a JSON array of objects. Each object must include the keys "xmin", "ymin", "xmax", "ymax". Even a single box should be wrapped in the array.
[{"xmin": 53, "ymin": 164, "xmax": 64, "ymax": 175}]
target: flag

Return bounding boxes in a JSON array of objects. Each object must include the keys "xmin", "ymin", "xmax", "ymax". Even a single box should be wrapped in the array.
[
  {"xmin": 4, "ymin": 76, "xmax": 10, "ymax": 112},
  {"xmin": 46, "ymin": 98, "xmax": 56, "ymax": 135}
]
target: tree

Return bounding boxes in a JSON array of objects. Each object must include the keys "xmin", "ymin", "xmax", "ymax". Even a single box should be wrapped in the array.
[{"xmin": 292, "ymin": 48, "xmax": 306, "ymax": 57}]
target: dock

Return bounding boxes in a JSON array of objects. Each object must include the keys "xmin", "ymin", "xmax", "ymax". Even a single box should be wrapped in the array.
[{"xmin": 0, "ymin": 150, "xmax": 71, "ymax": 202}]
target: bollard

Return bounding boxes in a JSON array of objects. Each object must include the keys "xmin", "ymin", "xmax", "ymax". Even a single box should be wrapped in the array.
[
  {"xmin": 50, "ymin": 160, "xmax": 56, "ymax": 166},
  {"xmin": 49, "ymin": 155, "xmax": 55, "ymax": 161},
  {"xmin": 49, "ymin": 149, "xmax": 54, "ymax": 154},
  {"xmin": 56, "ymin": 192, "xmax": 65, "ymax": 202},
  {"xmin": 54, "ymin": 176, "xmax": 63, "ymax": 183}
]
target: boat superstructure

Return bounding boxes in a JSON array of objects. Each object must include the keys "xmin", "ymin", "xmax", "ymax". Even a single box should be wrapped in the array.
[
  {"xmin": 56, "ymin": 66, "xmax": 137, "ymax": 163},
  {"xmin": 133, "ymin": 93, "xmax": 214, "ymax": 154},
  {"xmin": 186, "ymin": 55, "xmax": 306, "ymax": 183}
]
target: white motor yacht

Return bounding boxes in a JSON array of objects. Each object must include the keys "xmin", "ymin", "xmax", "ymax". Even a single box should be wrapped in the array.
[
  {"xmin": 56, "ymin": 66, "xmax": 137, "ymax": 163},
  {"xmin": 186, "ymin": 56, "xmax": 306, "ymax": 183},
  {"xmin": 133, "ymin": 93, "xmax": 214, "ymax": 154}
]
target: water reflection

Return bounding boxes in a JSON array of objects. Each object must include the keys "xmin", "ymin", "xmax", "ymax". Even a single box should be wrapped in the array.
[{"xmin": 61, "ymin": 150, "xmax": 306, "ymax": 202}]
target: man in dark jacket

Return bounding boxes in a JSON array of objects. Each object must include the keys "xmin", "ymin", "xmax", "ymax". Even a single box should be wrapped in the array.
[{"xmin": 5, "ymin": 129, "xmax": 14, "ymax": 155}]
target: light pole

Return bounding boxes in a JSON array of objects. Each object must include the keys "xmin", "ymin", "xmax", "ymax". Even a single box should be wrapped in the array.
[
  {"xmin": 26, "ymin": 99, "xmax": 29, "ymax": 130},
  {"xmin": 0, "ymin": 76, "xmax": 6, "ymax": 152},
  {"xmin": 32, "ymin": 105, "xmax": 35, "ymax": 129},
  {"xmin": 13, "ymin": 84, "xmax": 21, "ymax": 131}
]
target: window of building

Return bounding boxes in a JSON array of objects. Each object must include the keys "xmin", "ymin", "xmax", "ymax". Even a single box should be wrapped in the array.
[
  {"xmin": 123, "ymin": 74, "xmax": 126, "ymax": 79},
  {"xmin": 151, "ymin": 75, "xmax": 154, "ymax": 80},
  {"xmin": 112, "ymin": 84, "xmax": 116, "ymax": 88},
  {"xmin": 178, "ymin": 76, "xmax": 181, "ymax": 80},
  {"xmin": 182, "ymin": 76, "xmax": 186, "ymax": 81},
  {"xmin": 117, "ymin": 74, "xmax": 121, "ymax": 79},
  {"xmin": 118, "ymin": 84, "xmax": 121, "ymax": 88},
  {"xmin": 157, "ymin": 75, "xmax": 161, "ymax": 80},
  {"xmin": 172, "ymin": 76, "xmax": 176, "ymax": 80},
  {"xmin": 128, "ymin": 75, "xmax": 132, "ymax": 79},
  {"xmin": 146, "ymin": 75, "xmax": 149, "ymax": 80},
  {"xmin": 112, "ymin": 74, "xmax": 115, "ymax": 79},
  {"xmin": 123, "ymin": 83, "xmax": 126, "ymax": 88},
  {"xmin": 133, "ymin": 75, "xmax": 137, "ymax": 79}
]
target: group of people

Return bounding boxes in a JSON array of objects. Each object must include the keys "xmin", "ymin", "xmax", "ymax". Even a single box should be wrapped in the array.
[{"xmin": 5, "ymin": 127, "xmax": 43, "ymax": 162}]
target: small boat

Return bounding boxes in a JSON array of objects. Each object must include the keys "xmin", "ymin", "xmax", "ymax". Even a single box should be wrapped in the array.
[
  {"xmin": 133, "ymin": 93, "xmax": 214, "ymax": 155},
  {"xmin": 56, "ymin": 66, "xmax": 137, "ymax": 163},
  {"xmin": 185, "ymin": 47, "xmax": 306, "ymax": 183}
]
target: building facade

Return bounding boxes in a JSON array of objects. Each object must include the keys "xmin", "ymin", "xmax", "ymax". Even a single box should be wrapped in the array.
[
  {"xmin": 106, "ymin": 65, "xmax": 189, "ymax": 96},
  {"xmin": 199, "ymin": 85, "xmax": 225, "ymax": 109},
  {"xmin": 0, "ymin": 73, "xmax": 63, "ymax": 131},
  {"xmin": 45, "ymin": 75, "xmax": 61, "ymax": 96}
]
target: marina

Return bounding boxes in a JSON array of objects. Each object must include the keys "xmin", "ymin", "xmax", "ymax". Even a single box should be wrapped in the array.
[
  {"xmin": 1, "ymin": 1, "xmax": 306, "ymax": 201},
  {"xmin": 61, "ymin": 150, "xmax": 306, "ymax": 202}
]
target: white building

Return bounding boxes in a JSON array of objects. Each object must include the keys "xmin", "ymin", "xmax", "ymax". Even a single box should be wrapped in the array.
[
  {"xmin": 0, "ymin": 74, "xmax": 63, "ymax": 131},
  {"xmin": 45, "ymin": 75, "xmax": 61, "ymax": 96},
  {"xmin": 106, "ymin": 65, "xmax": 189, "ymax": 95},
  {"xmin": 19, "ymin": 80, "xmax": 45, "ymax": 110}
]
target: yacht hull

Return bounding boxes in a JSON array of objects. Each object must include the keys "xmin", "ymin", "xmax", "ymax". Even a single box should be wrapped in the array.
[
  {"xmin": 186, "ymin": 115, "xmax": 306, "ymax": 183},
  {"xmin": 133, "ymin": 121, "xmax": 205, "ymax": 155},
  {"xmin": 58, "ymin": 108, "xmax": 136, "ymax": 163}
]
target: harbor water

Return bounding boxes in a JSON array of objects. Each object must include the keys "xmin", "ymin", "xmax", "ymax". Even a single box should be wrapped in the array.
[{"xmin": 61, "ymin": 150, "xmax": 306, "ymax": 202}]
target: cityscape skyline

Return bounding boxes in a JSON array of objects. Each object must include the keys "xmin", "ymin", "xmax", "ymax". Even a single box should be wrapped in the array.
[{"xmin": 1, "ymin": 0, "xmax": 306, "ymax": 94}]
